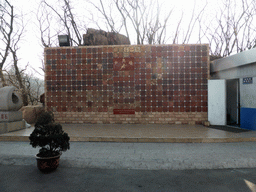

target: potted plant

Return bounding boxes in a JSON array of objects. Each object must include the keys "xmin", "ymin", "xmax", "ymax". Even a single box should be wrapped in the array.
[{"xmin": 29, "ymin": 111, "xmax": 70, "ymax": 172}]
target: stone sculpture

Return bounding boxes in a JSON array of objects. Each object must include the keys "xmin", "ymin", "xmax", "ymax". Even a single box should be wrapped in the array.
[
  {"xmin": 83, "ymin": 28, "xmax": 130, "ymax": 46},
  {"xmin": 0, "ymin": 86, "xmax": 25, "ymax": 134}
]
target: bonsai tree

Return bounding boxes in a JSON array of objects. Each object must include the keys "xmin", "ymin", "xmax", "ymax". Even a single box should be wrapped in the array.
[{"xmin": 29, "ymin": 111, "xmax": 70, "ymax": 157}]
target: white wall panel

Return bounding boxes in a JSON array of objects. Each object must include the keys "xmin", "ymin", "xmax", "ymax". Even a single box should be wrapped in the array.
[{"xmin": 208, "ymin": 80, "xmax": 226, "ymax": 125}]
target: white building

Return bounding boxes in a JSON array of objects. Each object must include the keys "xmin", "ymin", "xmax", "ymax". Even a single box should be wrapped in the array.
[{"xmin": 209, "ymin": 48, "xmax": 256, "ymax": 130}]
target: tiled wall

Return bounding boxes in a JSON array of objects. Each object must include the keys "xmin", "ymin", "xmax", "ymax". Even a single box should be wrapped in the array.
[{"xmin": 45, "ymin": 44, "xmax": 209, "ymax": 124}]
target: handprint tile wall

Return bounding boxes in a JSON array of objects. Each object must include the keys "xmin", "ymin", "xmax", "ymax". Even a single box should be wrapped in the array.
[{"xmin": 45, "ymin": 44, "xmax": 209, "ymax": 124}]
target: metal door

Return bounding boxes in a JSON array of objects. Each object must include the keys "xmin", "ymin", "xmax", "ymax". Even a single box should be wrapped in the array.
[{"xmin": 226, "ymin": 79, "xmax": 240, "ymax": 126}]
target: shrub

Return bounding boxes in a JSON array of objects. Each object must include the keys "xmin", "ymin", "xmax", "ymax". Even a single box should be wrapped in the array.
[{"xmin": 29, "ymin": 111, "xmax": 70, "ymax": 157}]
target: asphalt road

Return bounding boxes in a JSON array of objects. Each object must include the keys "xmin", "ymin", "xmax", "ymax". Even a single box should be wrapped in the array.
[
  {"xmin": 1, "ymin": 141, "xmax": 256, "ymax": 170},
  {"xmin": 1, "ymin": 165, "xmax": 256, "ymax": 192},
  {"xmin": 2, "ymin": 141, "xmax": 256, "ymax": 191}
]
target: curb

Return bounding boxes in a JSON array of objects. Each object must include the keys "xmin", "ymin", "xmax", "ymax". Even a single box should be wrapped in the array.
[{"xmin": 1, "ymin": 135, "xmax": 256, "ymax": 143}]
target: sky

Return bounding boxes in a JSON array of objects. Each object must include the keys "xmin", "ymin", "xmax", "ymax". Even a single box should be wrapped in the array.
[{"xmin": 5, "ymin": 0, "xmax": 222, "ymax": 79}]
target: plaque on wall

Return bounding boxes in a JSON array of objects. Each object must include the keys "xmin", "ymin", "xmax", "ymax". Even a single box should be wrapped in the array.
[
  {"xmin": 113, "ymin": 109, "xmax": 135, "ymax": 115},
  {"xmin": 243, "ymin": 77, "xmax": 253, "ymax": 84}
]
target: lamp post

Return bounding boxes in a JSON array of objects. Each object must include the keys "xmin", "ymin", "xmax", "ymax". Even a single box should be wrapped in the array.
[{"xmin": 58, "ymin": 35, "xmax": 70, "ymax": 47}]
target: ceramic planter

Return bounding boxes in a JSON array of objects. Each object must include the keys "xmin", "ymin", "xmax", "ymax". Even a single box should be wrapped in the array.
[{"xmin": 36, "ymin": 153, "xmax": 61, "ymax": 172}]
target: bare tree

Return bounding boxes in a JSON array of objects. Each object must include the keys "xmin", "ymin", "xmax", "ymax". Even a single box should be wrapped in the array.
[
  {"xmin": 205, "ymin": 0, "xmax": 256, "ymax": 57},
  {"xmin": 35, "ymin": 0, "xmax": 256, "ymax": 58},
  {"xmin": 6, "ymin": 67, "xmax": 44, "ymax": 105},
  {"xmin": 22, "ymin": 73, "xmax": 44, "ymax": 105},
  {"xmin": 36, "ymin": 0, "xmax": 86, "ymax": 77},
  {"xmin": 38, "ymin": 0, "xmax": 84, "ymax": 47},
  {"xmin": 0, "ymin": 0, "xmax": 33, "ymax": 106},
  {"xmin": 9, "ymin": 33, "xmax": 29, "ymax": 105},
  {"xmin": 36, "ymin": 1, "xmax": 55, "ymax": 48},
  {"xmin": 89, "ymin": 0, "xmax": 207, "ymax": 45},
  {"xmin": 89, "ymin": 0, "xmax": 173, "ymax": 44},
  {"xmin": 26, "ymin": 75, "xmax": 44, "ymax": 105},
  {"xmin": 144, "ymin": 1, "xmax": 173, "ymax": 44},
  {"xmin": 182, "ymin": 4, "xmax": 207, "ymax": 44},
  {"xmin": 0, "ymin": 0, "xmax": 13, "ymax": 86}
]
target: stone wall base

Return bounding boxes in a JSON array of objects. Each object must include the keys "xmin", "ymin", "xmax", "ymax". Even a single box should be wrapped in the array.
[
  {"xmin": 0, "ymin": 120, "xmax": 25, "ymax": 134},
  {"xmin": 0, "ymin": 111, "xmax": 23, "ymax": 122},
  {"xmin": 54, "ymin": 112, "xmax": 208, "ymax": 124}
]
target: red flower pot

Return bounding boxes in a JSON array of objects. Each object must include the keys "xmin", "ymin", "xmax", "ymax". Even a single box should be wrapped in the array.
[{"xmin": 36, "ymin": 153, "xmax": 61, "ymax": 172}]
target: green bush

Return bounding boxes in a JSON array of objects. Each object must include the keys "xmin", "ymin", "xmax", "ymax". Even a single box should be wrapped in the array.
[{"xmin": 29, "ymin": 111, "xmax": 70, "ymax": 157}]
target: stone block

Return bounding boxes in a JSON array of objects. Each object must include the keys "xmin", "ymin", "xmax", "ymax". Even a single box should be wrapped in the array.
[
  {"xmin": 0, "ymin": 111, "xmax": 23, "ymax": 122},
  {"xmin": 0, "ymin": 120, "xmax": 25, "ymax": 134},
  {"xmin": 0, "ymin": 86, "xmax": 23, "ymax": 111}
]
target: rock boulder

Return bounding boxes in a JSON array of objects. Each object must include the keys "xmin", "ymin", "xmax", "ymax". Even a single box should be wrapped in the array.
[
  {"xmin": 20, "ymin": 105, "xmax": 44, "ymax": 124},
  {"xmin": 83, "ymin": 28, "xmax": 130, "ymax": 46}
]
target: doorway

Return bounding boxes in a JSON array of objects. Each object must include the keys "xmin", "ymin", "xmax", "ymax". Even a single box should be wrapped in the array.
[{"xmin": 226, "ymin": 79, "xmax": 240, "ymax": 126}]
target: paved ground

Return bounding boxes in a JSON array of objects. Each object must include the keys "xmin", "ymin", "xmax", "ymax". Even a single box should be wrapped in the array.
[
  {"xmin": 1, "ymin": 141, "xmax": 256, "ymax": 170},
  {"xmin": 1, "ymin": 165, "xmax": 256, "ymax": 192},
  {"xmin": 2, "ymin": 124, "xmax": 256, "ymax": 143}
]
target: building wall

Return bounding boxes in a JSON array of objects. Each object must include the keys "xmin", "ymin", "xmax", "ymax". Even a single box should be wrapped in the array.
[
  {"xmin": 45, "ymin": 44, "xmax": 209, "ymax": 124},
  {"xmin": 240, "ymin": 77, "xmax": 256, "ymax": 109},
  {"xmin": 211, "ymin": 49, "xmax": 256, "ymax": 129},
  {"xmin": 211, "ymin": 62, "xmax": 256, "ymax": 80},
  {"xmin": 240, "ymin": 77, "xmax": 256, "ymax": 130}
]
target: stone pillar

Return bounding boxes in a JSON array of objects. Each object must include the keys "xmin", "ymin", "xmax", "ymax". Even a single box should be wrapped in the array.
[{"xmin": 0, "ymin": 86, "xmax": 25, "ymax": 134}]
